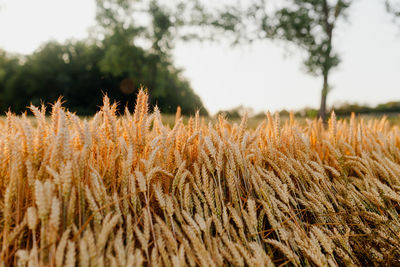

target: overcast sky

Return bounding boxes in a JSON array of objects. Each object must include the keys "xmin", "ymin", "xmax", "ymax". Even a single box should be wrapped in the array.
[{"xmin": 0, "ymin": 0, "xmax": 399, "ymax": 114}]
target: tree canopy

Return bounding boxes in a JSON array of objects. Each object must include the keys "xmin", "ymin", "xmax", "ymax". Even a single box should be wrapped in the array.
[
  {"xmin": 0, "ymin": 0, "xmax": 208, "ymax": 116},
  {"xmin": 0, "ymin": 39, "xmax": 207, "ymax": 115},
  {"xmin": 386, "ymin": 0, "xmax": 400, "ymax": 18},
  {"xmin": 184, "ymin": 0, "xmax": 352, "ymax": 121}
]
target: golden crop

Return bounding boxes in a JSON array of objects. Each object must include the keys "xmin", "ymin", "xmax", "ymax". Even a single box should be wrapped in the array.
[{"xmin": 1, "ymin": 90, "xmax": 400, "ymax": 266}]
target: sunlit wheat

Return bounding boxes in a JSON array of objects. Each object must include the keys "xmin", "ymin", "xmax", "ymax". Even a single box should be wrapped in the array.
[{"xmin": 1, "ymin": 90, "xmax": 400, "ymax": 266}]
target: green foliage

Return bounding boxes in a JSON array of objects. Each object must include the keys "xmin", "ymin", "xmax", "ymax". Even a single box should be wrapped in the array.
[
  {"xmin": 0, "ymin": 0, "xmax": 208, "ymax": 116},
  {"xmin": 188, "ymin": 0, "xmax": 352, "ymax": 120},
  {"xmin": 333, "ymin": 101, "xmax": 400, "ymax": 116},
  {"xmin": 95, "ymin": 0, "xmax": 182, "ymax": 57},
  {"xmin": 269, "ymin": 1, "xmax": 349, "ymax": 76},
  {"xmin": 93, "ymin": 0, "xmax": 208, "ymax": 115},
  {"xmin": 291, "ymin": 101, "xmax": 400, "ymax": 118},
  {"xmin": 295, "ymin": 107, "xmax": 319, "ymax": 118},
  {"xmin": 0, "ymin": 40, "xmax": 207, "ymax": 115},
  {"xmin": 187, "ymin": 0, "xmax": 350, "ymax": 72},
  {"xmin": 386, "ymin": 0, "xmax": 400, "ymax": 18}
]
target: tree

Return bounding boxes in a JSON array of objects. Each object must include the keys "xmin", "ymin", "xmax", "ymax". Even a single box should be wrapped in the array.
[
  {"xmin": 0, "ymin": 41, "xmax": 113, "ymax": 114},
  {"xmin": 386, "ymin": 0, "xmax": 400, "ymax": 16},
  {"xmin": 94, "ymin": 0, "xmax": 179, "ymax": 91},
  {"xmin": 386, "ymin": 0, "xmax": 400, "ymax": 23},
  {"xmin": 185, "ymin": 0, "xmax": 352, "ymax": 121},
  {"xmin": 0, "ymin": 1, "xmax": 208, "ymax": 115},
  {"xmin": 0, "ymin": 39, "xmax": 207, "ymax": 115},
  {"xmin": 0, "ymin": 50, "xmax": 22, "ymax": 111},
  {"xmin": 93, "ymin": 0, "xmax": 208, "ymax": 115}
]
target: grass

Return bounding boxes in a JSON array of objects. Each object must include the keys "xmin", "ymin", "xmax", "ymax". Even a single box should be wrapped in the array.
[{"xmin": 1, "ymin": 90, "xmax": 400, "ymax": 266}]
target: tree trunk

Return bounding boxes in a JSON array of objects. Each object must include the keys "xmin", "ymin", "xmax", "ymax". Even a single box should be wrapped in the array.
[
  {"xmin": 320, "ymin": 0, "xmax": 333, "ymax": 123},
  {"xmin": 319, "ymin": 73, "xmax": 329, "ymax": 122}
]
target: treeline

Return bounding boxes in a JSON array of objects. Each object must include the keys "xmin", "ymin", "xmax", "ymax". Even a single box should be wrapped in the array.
[
  {"xmin": 217, "ymin": 101, "xmax": 400, "ymax": 119},
  {"xmin": 0, "ymin": 0, "xmax": 211, "ymax": 116},
  {"xmin": 295, "ymin": 102, "xmax": 400, "ymax": 118},
  {"xmin": 0, "ymin": 40, "xmax": 207, "ymax": 116}
]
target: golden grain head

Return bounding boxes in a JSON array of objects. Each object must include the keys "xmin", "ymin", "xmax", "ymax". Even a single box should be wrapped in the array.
[{"xmin": 1, "ymin": 89, "xmax": 400, "ymax": 266}]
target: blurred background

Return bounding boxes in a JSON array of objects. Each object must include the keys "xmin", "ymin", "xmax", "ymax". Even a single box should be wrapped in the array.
[{"xmin": 0, "ymin": 0, "xmax": 399, "ymax": 120}]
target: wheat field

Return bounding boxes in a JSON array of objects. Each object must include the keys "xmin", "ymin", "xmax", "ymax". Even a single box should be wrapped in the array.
[{"xmin": 1, "ymin": 90, "xmax": 400, "ymax": 266}]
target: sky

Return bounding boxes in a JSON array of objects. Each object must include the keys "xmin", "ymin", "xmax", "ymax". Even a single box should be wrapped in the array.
[{"xmin": 0, "ymin": 0, "xmax": 399, "ymax": 114}]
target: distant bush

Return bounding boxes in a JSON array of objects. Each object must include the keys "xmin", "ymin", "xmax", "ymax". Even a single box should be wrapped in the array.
[
  {"xmin": 216, "ymin": 105, "xmax": 254, "ymax": 119},
  {"xmin": 332, "ymin": 101, "xmax": 400, "ymax": 116},
  {"xmin": 295, "ymin": 107, "xmax": 319, "ymax": 118}
]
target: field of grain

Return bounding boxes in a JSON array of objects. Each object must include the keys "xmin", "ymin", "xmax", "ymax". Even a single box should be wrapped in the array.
[{"xmin": 1, "ymin": 90, "xmax": 400, "ymax": 266}]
